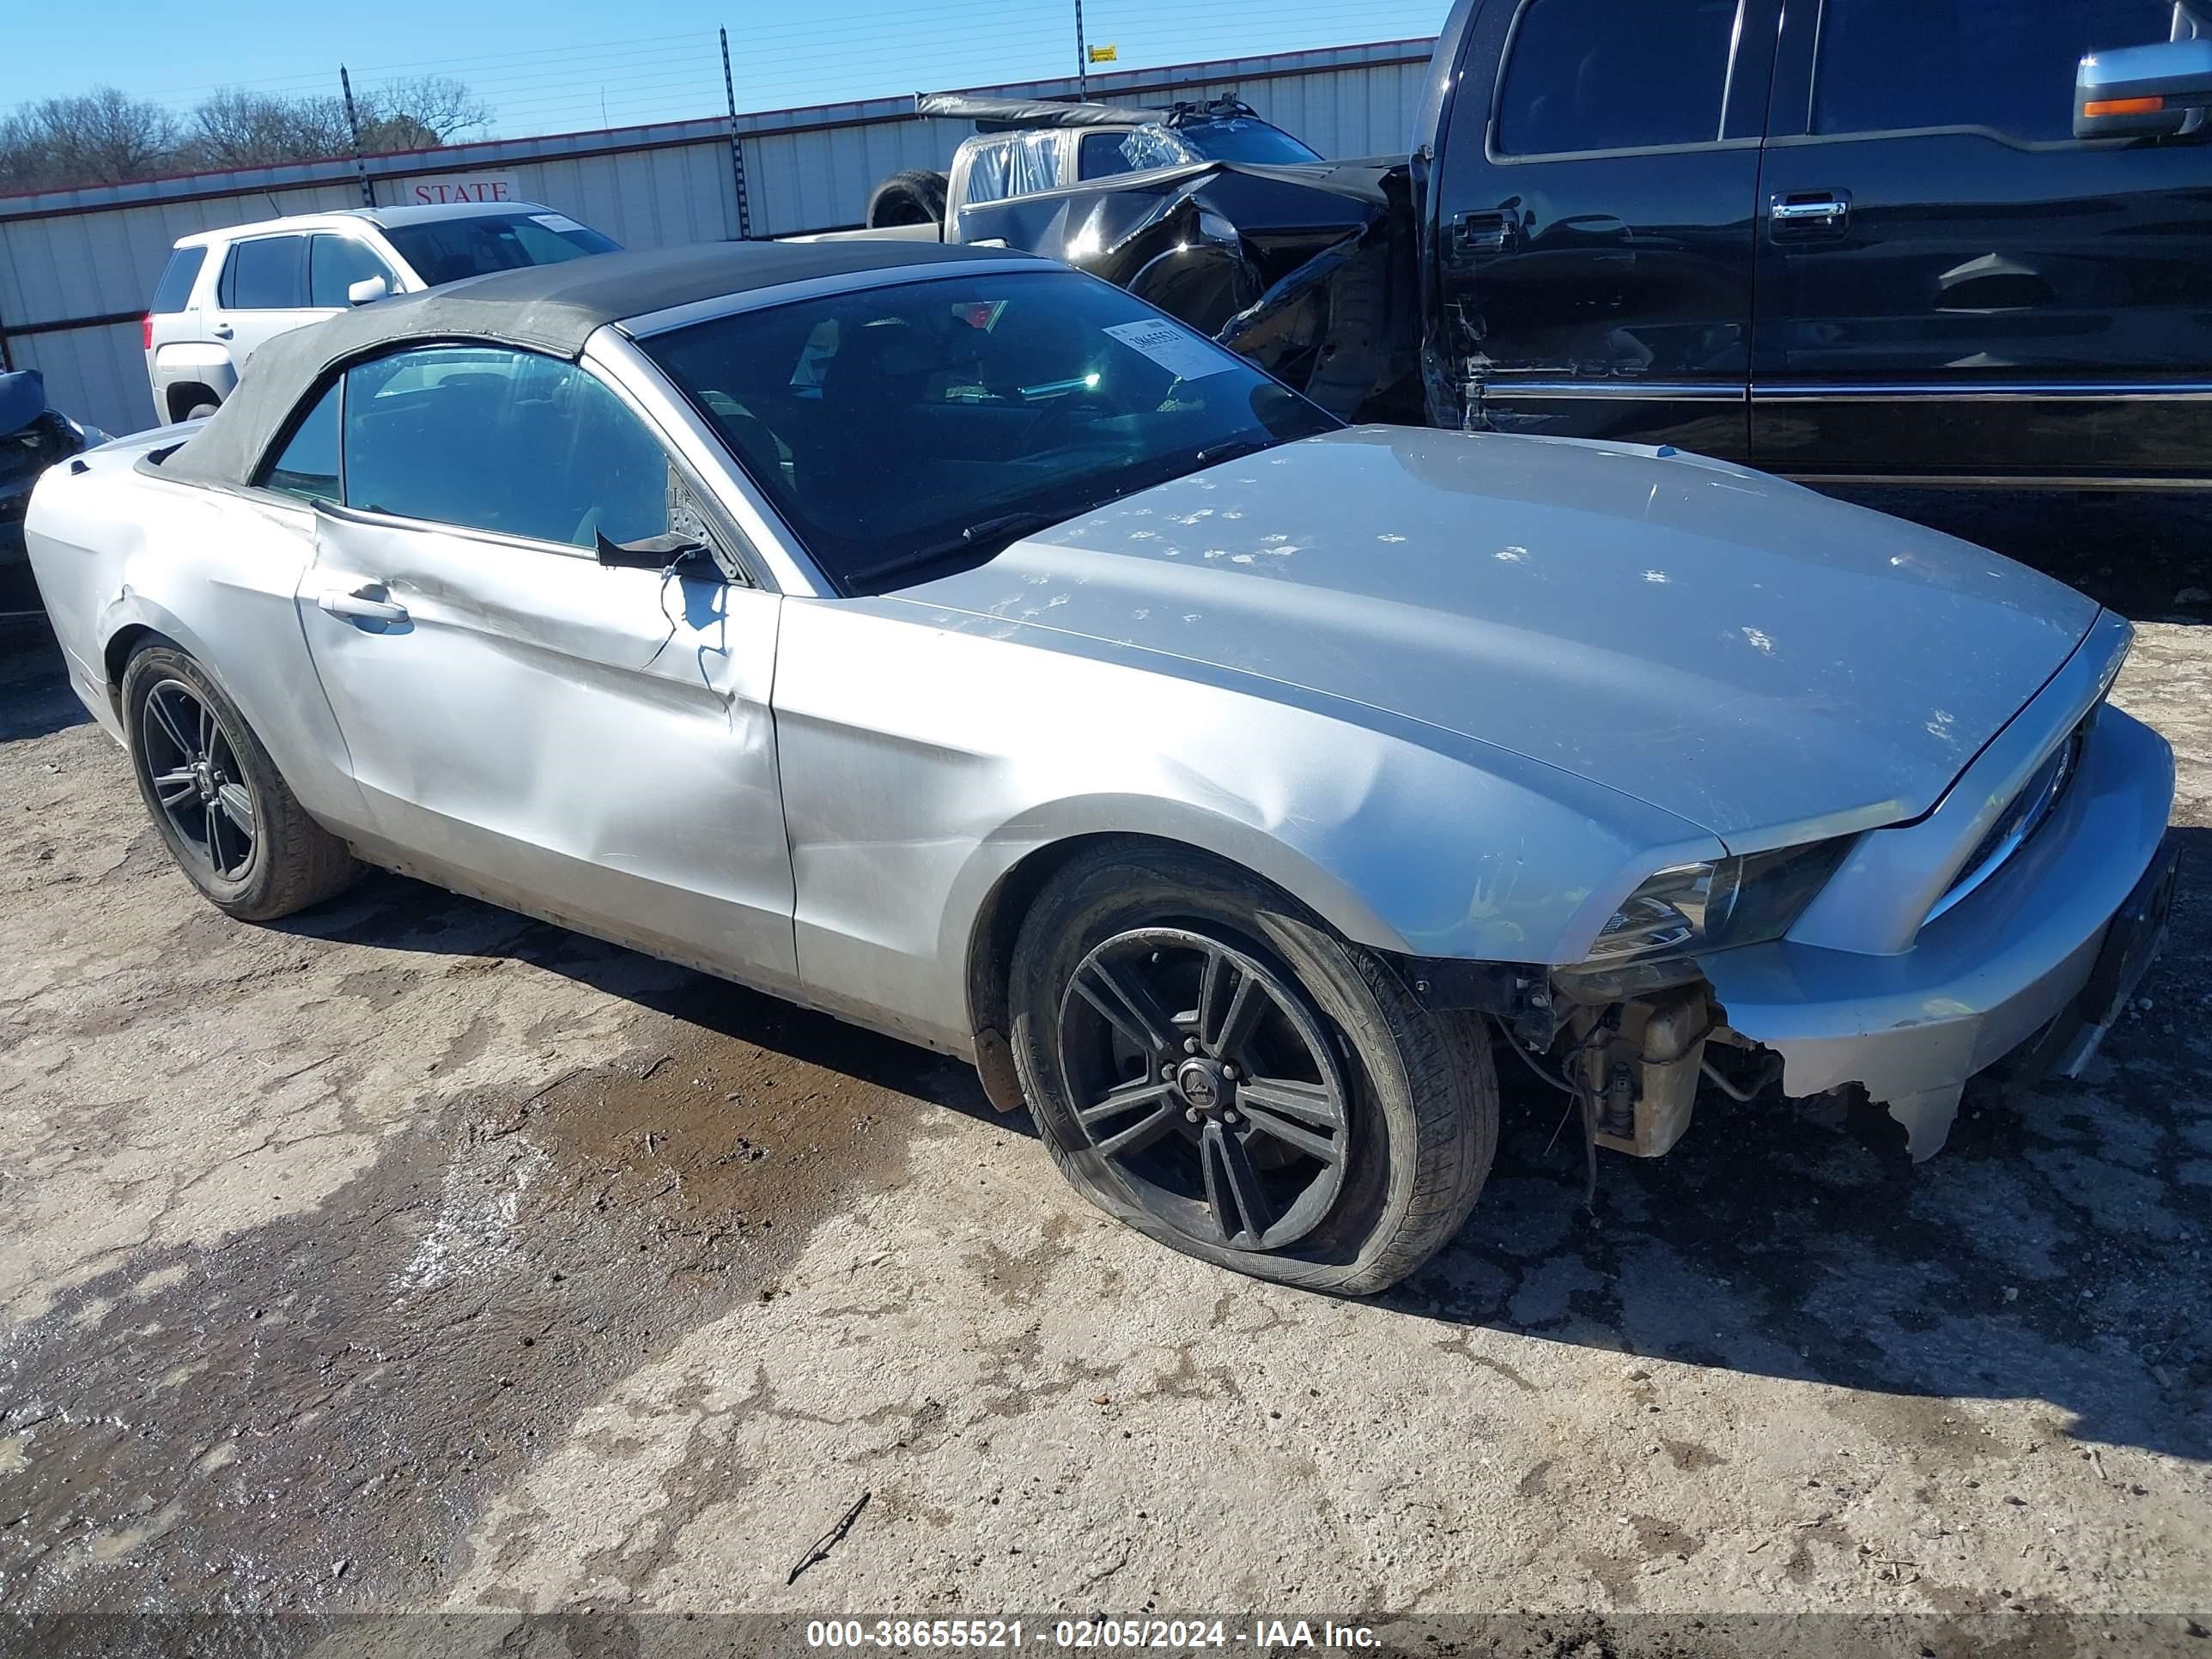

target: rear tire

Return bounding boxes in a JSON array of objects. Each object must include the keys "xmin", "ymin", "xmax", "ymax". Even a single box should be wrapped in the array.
[
  {"xmin": 866, "ymin": 168, "xmax": 949, "ymax": 229},
  {"xmin": 121, "ymin": 645, "xmax": 361, "ymax": 921},
  {"xmin": 1008, "ymin": 843, "xmax": 1497, "ymax": 1294}
]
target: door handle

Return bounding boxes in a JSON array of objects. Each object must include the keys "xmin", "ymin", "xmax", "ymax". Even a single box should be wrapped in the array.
[
  {"xmin": 1449, "ymin": 210, "xmax": 1520, "ymax": 256},
  {"xmin": 1770, "ymin": 191, "xmax": 1850, "ymax": 239},
  {"xmin": 210, "ymin": 323, "xmax": 234, "ymax": 338},
  {"xmin": 318, "ymin": 586, "xmax": 409, "ymax": 625}
]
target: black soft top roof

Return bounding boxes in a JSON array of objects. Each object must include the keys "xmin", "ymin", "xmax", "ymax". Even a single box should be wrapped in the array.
[{"xmin": 165, "ymin": 239, "xmax": 1034, "ymax": 489}]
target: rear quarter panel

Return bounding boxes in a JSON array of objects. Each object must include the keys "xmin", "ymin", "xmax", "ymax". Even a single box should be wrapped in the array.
[{"xmin": 26, "ymin": 447, "xmax": 368, "ymax": 834}]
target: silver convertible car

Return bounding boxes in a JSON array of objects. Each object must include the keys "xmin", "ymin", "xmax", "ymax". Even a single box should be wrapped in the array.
[{"xmin": 26, "ymin": 242, "xmax": 2179, "ymax": 1293}]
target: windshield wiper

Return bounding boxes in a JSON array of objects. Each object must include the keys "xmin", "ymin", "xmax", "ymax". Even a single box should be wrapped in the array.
[
  {"xmin": 842, "ymin": 511, "xmax": 1061, "ymax": 590},
  {"xmin": 1190, "ymin": 434, "xmax": 1279, "ymax": 468}
]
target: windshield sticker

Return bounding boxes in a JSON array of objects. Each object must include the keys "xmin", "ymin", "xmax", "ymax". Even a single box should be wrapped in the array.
[
  {"xmin": 531, "ymin": 213, "xmax": 586, "ymax": 234},
  {"xmin": 1103, "ymin": 319, "xmax": 1233, "ymax": 381}
]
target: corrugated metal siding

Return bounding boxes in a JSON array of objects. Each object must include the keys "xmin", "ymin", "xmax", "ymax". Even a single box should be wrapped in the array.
[
  {"xmin": 499, "ymin": 142, "xmax": 737, "ymax": 249},
  {"xmin": 7, "ymin": 320, "xmax": 150, "ymax": 439},
  {"xmin": 0, "ymin": 183, "xmax": 362, "ymax": 331},
  {"xmin": 747, "ymin": 118, "xmax": 977, "ymax": 237},
  {"xmin": 1, "ymin": 38, "xmax": 1434, "ymax": 436}
]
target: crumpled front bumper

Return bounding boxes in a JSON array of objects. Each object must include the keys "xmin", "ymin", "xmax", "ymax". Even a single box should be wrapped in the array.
[{"xmin": 1698, "ymin": 698, "xmax": 2177, "ymax": 1158}]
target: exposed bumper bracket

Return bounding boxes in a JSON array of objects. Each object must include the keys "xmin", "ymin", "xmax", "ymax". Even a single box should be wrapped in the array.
[{"xmin": 1398, "ymin": 956, "xmax": 1557, "ymax": 1042}]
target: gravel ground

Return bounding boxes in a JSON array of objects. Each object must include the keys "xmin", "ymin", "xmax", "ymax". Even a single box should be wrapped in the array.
[{"xmin": 0, "ymin": 495, "xmax": 2208, "ymax": 1656}]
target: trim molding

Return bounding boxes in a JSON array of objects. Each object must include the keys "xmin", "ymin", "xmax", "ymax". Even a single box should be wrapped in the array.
[
  {"xmin": 1482, "ymin": 380, "xmax": 1746, "ymax": 400},
  {"xmin": 1487, "ymin": 380, "xmax": 2212, "ymax": 404},
  {"xmin": 1756, "ymin": 380, "xmax": 2212, "ymax": 402},
  {"xmin": 1790, "ymin": 472, "xmax": 2212, "ymax": 490}
]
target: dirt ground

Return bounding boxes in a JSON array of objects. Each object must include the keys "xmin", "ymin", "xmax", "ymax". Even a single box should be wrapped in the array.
[{"xmin": 1, "ymin": 492, "xmax": 2209, "ymax": 1657}]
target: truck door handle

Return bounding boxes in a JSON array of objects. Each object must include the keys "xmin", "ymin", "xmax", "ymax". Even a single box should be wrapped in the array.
[
  {"xmin": 1449, "ymin": 210, "xmax": 1520, "ymax": 255},
  {"xmin": 210, "ymin": 323, "xmax": 234, "ymax": 338},
  {"xmin": 318, "ymin": 586, "xmax": 409, "ymax": 626},
  {"xmin": 1770, "ymin": 191, "xmax": 1850, "ymax": 239}
]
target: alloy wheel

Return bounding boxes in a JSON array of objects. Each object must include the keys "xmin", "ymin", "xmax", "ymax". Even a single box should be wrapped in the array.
[
  {"xmin": 140, "ymin": 678, "xmax": 257, "ymax": 881},
  {"xmin": 1055, "ymin": 927, "xmax": 1350, "ymax": 1253}
]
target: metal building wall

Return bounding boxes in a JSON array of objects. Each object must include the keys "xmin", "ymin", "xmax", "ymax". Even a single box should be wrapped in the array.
[
  {"xmin": 0, "ymin": 38, "xmax": 1435, "ymax": 436},
  {"xmin": 2, "ymin": 180, "xmax": 368, "ymax": 437}
]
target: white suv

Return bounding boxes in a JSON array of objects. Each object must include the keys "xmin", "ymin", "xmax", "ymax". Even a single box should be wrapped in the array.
[{"xmin": 143, "ymin": 202, "xmax": 620, "ymax": 425}]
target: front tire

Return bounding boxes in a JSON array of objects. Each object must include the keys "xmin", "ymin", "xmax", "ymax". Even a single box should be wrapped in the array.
[
  {"xmin": 1009, "ymin": 844, "xmax": 1498, "ymax": 1294},
  {"xmin": 121, "ymin": 645, "xmax": 361, "ymax": 921}
]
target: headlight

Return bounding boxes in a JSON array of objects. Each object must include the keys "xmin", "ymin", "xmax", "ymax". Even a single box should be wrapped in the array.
[{"xmin": 1588, "ymin": 840, "xmax": 1851, "ymax": 966}]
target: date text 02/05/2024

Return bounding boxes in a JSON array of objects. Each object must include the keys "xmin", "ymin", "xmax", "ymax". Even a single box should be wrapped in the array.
[{"xmin": 804, "ymin": 1618, "xmax": 1382, "ymax": 1649}]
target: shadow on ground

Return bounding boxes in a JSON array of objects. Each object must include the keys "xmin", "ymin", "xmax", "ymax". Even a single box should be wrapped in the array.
[
  {"xmin": 0, "ymin": 617, "xmax": 89, "ymax": 744},
  {"xmin": 479, "ymin": 798, "xmax": 2205, "ymax": 1470},
  {"xmin": 293, "ymin": 833, "xmax": 2212, "ymax": 1468},
  {"xmin": 274, "ymin": 873, "xmax": 1011, "ymax": 1128}
]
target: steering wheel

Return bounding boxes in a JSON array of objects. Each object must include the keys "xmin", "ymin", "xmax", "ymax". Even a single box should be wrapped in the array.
[{"xmin": 1016, "ymin": 388, "xmax": 1115, "ymax": 454}]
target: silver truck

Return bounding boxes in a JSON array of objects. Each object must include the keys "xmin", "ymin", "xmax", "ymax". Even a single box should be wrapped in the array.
[{"xmin": 843, "ymin": 94, "xmax": 1322, "ymax": 234}]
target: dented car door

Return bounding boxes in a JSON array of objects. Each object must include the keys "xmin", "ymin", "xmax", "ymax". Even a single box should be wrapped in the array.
[{"xmin": 293, "ymin": 343, "xmax": 797, "ymax": 987}]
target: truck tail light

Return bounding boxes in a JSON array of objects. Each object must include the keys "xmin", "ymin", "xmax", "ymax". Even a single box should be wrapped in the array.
[{"xmin": 142, "ymin": 314, "xmax": 154, "ymax": 350}]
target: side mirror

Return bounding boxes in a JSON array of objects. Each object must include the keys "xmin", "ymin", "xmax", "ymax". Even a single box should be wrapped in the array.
[
  {"xmin": 2076, "ymin": 38, "xmax": 2212, "ymax": 138},
  {"xmin": 347, "ymin": 274, "xmax": 391, "ymax": 307},
  {"xmin": 594, "ymin": 530, "xmax": 732, "ymax": 580}
]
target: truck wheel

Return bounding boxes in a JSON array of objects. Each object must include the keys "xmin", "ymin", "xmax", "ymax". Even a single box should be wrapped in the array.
[
  {"xmin": 866, "ymin": 169, "xmax": 949, "ymax": 229},
  {"xmin": 1008, "ymin": 843, "xmax": 1498, "ymax": 1295},
  {"xmin": 121, "ymin": 644, "xmax": 362, "ymax": 922}
]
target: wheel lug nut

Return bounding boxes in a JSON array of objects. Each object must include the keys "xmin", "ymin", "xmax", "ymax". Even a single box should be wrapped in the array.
[
  {"xmin": 1162, "ymin": 1064, "xmax": 1177, "ymax": 1080},
  {"xmin": 1185, "ymin": 1107, "xmax": 1202, "ymax": 1123},
  {"xmin": 1222, "ymin": 1064, "xmax": 1240, "ymax": 1080},
  {"xmin": 1183, "ymin": 1037, "xmax": 1201, "ymax": 1054},
  {"xmin": 1223, "ymin": 1110, "xmax": 1240, "ymax": 1125}
]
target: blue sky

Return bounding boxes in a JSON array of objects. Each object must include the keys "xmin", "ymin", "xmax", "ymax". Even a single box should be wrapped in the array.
[{"xmin": 3, "ymin": 0, "xmax": 1451, "ymax": 140}]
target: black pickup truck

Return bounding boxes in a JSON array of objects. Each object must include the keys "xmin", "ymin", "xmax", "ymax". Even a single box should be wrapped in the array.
[{"xmin": 932, "ymin": 0, "xmax": 2212, "ymax": 489}]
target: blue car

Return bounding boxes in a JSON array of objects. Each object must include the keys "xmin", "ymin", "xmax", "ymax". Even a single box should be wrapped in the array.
[{"xmin": 2, "ymin": 369, "xmax": 111, "ymax": 614}]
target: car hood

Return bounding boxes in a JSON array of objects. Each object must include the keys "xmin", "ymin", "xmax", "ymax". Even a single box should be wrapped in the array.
[{"xmin": 896, "ymin": 427, "xmax": 2100, "ymax": 845}]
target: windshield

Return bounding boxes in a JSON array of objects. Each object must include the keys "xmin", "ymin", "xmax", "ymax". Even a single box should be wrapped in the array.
[
  {"xmin": 380, "ymin": 211, "xmax": 620, "ymax": 289},
  {"xmin": 1176, "ymin": 116, "xmax": 1322, "ymax": 165},
  {"xmin": 640, "ymin": 270, "xmax": 1338, "ymax": 592}
]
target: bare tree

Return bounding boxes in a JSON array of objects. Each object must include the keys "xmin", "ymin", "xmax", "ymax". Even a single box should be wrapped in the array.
[
  {"xmin": 0, "ymin": 74, "xmax": 494, "ymax": 193},
  {"xmin": 0, "ymin": 87, "xmax": 180, "ymax": 192},
  {"xmin": 184, "ymin": 89, "xmax": 353, "ymax": 171},
  {"xmin": 356, "ymin": 76, "xmax": 495, "ymax": 151}
]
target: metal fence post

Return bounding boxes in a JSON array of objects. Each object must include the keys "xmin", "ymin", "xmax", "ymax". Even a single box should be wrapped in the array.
[
  {"xmin": 338, "ymin": 67, "xmax": 376, "ymax": 209},
  {"xmin": 1075, "ymin": 0, "xmax": 1090, "ymax": 97},
  {"xmin": 720, "ymin": 28, "xmax": 755, "ymax": 240}
]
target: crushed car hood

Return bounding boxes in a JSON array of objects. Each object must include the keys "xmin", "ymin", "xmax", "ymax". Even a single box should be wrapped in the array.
[{"xmin": 896, "ymin": 427, "xmax": 2100, "ymax": 845}]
